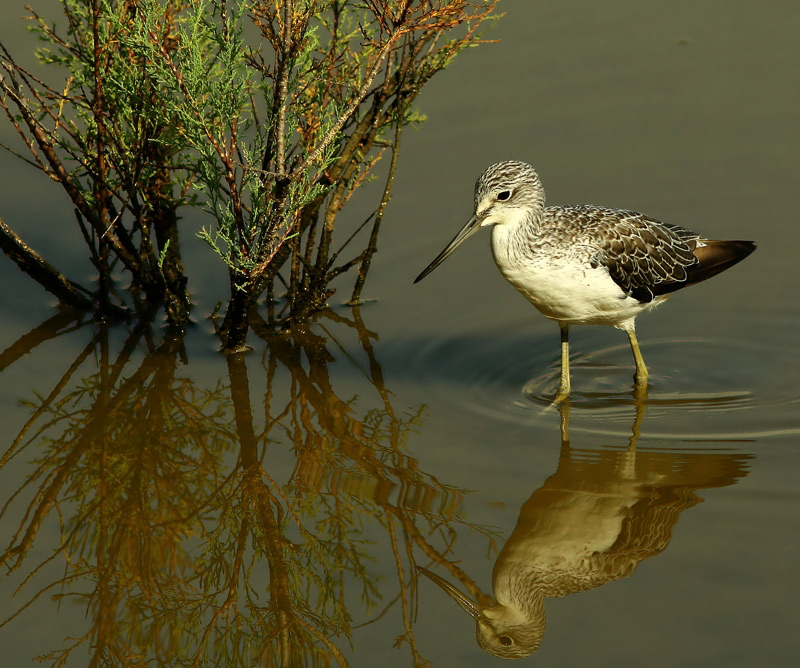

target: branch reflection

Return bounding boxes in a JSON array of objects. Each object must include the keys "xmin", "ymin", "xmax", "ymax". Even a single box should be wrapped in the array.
[
  {"xmin": 0, "ymin": 308, "xmax": 485, "ymax": 667},
  {"xmin": 417, "ymin": 400, "xmax": 751, "ymax": 659}
]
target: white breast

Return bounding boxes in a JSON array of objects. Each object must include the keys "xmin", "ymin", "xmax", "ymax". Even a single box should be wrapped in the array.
[{"xmin": 490, "ymin": 225, "xmax": 665, "ymax": 327}]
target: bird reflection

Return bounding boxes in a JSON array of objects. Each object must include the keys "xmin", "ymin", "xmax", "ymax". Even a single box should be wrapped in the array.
[{"xmin": 418, "ymin": 401, "xmax": 750, "ymax": 659}]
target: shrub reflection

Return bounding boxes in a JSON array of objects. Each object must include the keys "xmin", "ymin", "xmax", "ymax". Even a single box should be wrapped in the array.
[{"xmin": 0, "ymin": 308, "xmax": 486, "ymax": 667}]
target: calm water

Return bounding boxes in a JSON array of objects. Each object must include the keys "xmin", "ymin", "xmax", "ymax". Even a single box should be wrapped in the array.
[{"xmin": 1, "ymin": 1, "xmax": 798, "ymax": 666}]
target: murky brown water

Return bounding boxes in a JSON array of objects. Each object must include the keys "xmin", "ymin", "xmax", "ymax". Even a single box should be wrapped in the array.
[{"xmin": 2, "ymin": 1, "xmax": 799, "ymax": 666}]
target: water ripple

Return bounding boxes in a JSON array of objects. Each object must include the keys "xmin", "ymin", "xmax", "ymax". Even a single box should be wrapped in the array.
[{"xmin": 392, "ymin": 327, "xmax": 799, "ymax": 441}]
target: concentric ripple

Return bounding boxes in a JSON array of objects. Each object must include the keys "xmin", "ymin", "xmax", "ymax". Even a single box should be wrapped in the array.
[{"xmin": 391, "ymin": 325, "xmax": 800, "ymax": 441}]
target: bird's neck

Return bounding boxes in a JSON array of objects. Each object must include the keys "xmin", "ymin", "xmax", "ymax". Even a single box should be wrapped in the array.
[
  {"xmin": 487, "ymin": 562, "xmax": 547, "ymax": 634},
  {"xmin": 490, "ymin": 209, "xmax": 543, "ymax": 264}
]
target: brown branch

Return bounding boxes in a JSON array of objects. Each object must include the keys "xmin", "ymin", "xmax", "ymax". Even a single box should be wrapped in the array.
[
  {"xmin": 0, "ymin": 216, "xmax": 94, "ymax": 311},
  {"xmin": 275, "ymin": 0, "xmax": 293, "ymax": 178},
  {"xmin": 0, "ymin": 65, "xmax": 141, "ymax": 274},
  {"xmin": 291, "ymin": 26, "xmax": 405, "ymax": 178},
  {"xmin": 349, "ymin": 112, "xmax": 403, "ymax": 304}
]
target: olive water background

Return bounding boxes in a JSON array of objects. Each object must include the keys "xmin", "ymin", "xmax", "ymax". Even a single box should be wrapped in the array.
[{"xmin": 1, "ymin": 1, "xmax": 798, "ymax": 666}]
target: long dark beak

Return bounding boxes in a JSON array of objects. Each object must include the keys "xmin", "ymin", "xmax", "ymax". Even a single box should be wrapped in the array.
[
  {"xmin": 414, "ymin": 213, "xmax": 482, "ymax": 283},
  {"xmin": 416, "ymin": 566, "xmax": 485, "ymax": 621}
]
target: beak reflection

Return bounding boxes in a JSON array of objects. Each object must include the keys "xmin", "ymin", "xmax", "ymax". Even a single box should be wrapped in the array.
[{"xmin": 416, "ymin": 566, "xmax": 485, "ymax": 621}]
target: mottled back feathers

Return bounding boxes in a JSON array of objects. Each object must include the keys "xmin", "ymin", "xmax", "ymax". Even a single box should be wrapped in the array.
[{"xmin": 540, "ymin": 205, "xmax": 755, "ymax": 303}]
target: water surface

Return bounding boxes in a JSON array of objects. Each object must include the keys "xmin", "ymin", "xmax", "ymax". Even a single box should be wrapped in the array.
[{"xmin": 1, "ymin": 1, "xmax": 798, "ymax": 666}]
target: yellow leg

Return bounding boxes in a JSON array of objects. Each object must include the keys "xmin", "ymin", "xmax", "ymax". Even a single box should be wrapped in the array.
[
  {"xmin": 553, "ymin": 324, "xmax": 571, "ymax": 403},
  {"xmin": 558, "ymin": 399, "xmax": 571, "ymax": 443},
  {"xmin": 625, "ymin": 326, "xmax": 648, "ymax": 389}
]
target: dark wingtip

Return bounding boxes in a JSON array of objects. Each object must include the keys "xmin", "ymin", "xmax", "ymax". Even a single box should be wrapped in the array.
[
  {"xmin": 649, "ymin": 239, "xmax": 756, "ymax": 298},
  {"xmin": 697, "ymin": 239, "xmax": 756, "ymax": 270},
  {"xmin": 727, "ymin": 239, "xmax": 757, "ymax": 257},
  {"xmin": 740, "ymin": 240, "xmax": 757, "ymax": 256}
]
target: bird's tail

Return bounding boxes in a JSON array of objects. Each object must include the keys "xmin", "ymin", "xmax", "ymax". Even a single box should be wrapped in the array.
[{"xmin": 686, "ymin": 239, "xmax": 757, "ymax": 286}]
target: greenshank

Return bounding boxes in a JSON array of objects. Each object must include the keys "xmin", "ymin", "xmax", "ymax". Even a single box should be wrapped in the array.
[{"xmin": 414, "ymin": 161, "xmax": 756, "ymax": 400}]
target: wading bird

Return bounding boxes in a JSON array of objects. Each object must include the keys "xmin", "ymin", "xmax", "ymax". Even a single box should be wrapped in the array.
[{"xmin": 414, "ymin": 161, "xmax": 756, "ymax": 400}]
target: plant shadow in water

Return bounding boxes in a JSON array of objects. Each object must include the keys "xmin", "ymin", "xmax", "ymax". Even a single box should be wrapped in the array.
[{"xmin": 0, "ymin": 307, "xmax": 495, "ymax": 667}]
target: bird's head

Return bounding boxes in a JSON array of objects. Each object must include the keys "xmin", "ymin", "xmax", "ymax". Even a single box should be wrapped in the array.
[
  {"xmin": 414, "ymin": 160, "xmax": 545, "ymax": 283},
  {"xmin": 417, "ymin": 566, "xmax": 546, "ymax": 659},
  {"xmin": 473, "ymin": 160, "xmax": 546, "ymax": 228}
]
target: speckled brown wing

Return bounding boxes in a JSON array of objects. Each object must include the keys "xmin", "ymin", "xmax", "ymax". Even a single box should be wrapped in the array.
[
  {"xmin": 555, "ymin": 206, "xmax": 700, "ymax": 303},
  {"xmin": 577, "ymin": 207, "xmax": 757, "ymax": 303}
]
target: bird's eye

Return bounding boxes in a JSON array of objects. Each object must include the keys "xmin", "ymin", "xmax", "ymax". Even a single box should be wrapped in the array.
[
  {"xmin": 496, "ymin": 190, "xmax": 512, "ymax": 201},
  {"xmin": 499, "ymin": 635, "xmax": 513, "ymax": 646}
]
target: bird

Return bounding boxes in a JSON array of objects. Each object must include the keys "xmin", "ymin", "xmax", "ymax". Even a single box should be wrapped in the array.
[
  {"xmin": 417, "ymin": 402, "xmax": 749, "ymax": 659},
  {"xmin": 413, "ymin": 161, "xmax": 756, "ymax": 401}
]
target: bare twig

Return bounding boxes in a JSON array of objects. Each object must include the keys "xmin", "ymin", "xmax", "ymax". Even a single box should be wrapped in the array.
[{"xmin": 0, "ymin": 217, "xmax": 94, "ymax": 312}]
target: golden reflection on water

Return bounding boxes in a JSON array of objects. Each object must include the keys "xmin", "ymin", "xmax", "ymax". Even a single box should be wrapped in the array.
[
  {"xmin": 0, "ymin": 308, "xmax": 486, "ymax": 667},
  {"xmin": 416, "ymin": 401, "xmax": 751, "ymax": 659}
]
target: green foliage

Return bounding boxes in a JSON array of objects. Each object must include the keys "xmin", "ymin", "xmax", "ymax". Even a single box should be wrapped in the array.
[{"xmin": 1, "ymin": 0, "xmax": 500, "ymax": 343}]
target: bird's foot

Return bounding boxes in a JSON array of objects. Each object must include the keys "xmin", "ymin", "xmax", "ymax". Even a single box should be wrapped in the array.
[
  {"xmin": 632, "ymin": 374, "xmax": 649, "ymax": 401},
  {"xmin": 551, "ymin": 385, "xmax": 571, "ymax": 406}
]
